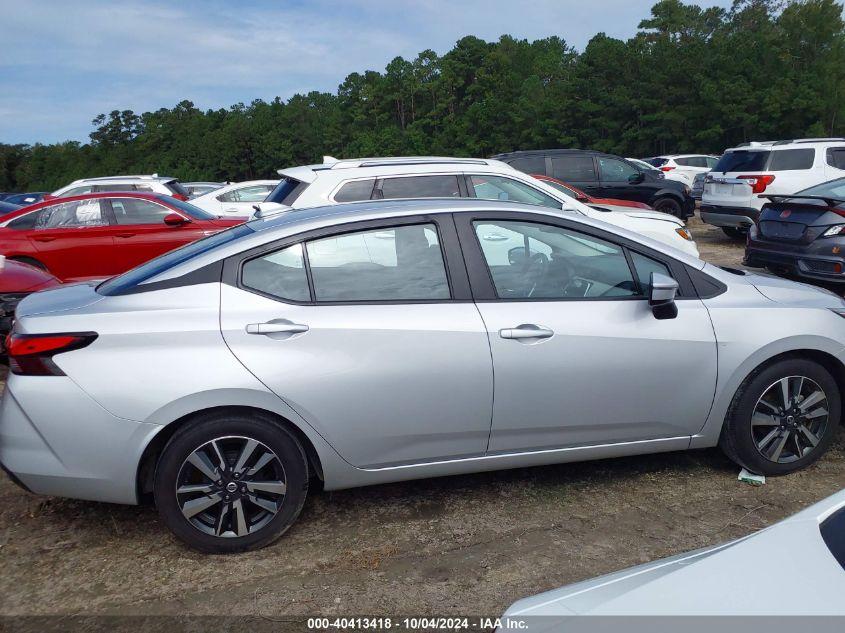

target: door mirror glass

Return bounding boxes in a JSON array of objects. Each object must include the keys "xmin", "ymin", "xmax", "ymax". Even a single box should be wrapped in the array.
[
  {"xmin": 163, "ymin": 213, "xmax": 188, "ymax": 226},
  {"xmin": 649, "ymin": 272, "xmax": 678, "ymax": 319}
]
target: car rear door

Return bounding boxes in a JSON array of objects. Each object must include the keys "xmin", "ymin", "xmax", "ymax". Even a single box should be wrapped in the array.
[
  {"xmin": 106, "ymin": 197, "xmax": 208, "ymax": 271},
  {"xmin": 455, "ymin": 211, "xmax": 717, "ymax": 452},
  {"xmin": 26, "ymin": 199, "xmax": 118, "ymax": 281},
  {"xmin": 219, "ymin": 215, "xmax": 494, "ymax": 468},
  {"xmin": 550, "ymin": 155, "xmax": 600, "ymax": 196}
]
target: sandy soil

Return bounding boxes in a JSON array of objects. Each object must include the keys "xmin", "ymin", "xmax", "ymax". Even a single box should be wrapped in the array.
[{"xmin": 1, "ymin": 215, "xmax": 843, "ymax": 618}]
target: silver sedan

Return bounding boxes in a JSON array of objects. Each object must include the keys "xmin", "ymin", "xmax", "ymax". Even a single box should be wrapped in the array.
[{"xmin": 1, "ymin": 198, "xmax": 843, "ymax": 552}]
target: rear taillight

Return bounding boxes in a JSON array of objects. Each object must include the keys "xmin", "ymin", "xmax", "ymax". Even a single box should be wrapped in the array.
[
  {"xmin": 737, "ymin": 174, "xmax": 776, "ymax": 194},
  {"xmin": 7, "ymin": 332, "xmax": 97, "ymax": 376},
  {"xmin": 660, "ymin": 166, "xmax": 675, "ymax": 172},
  {"xmin": 172, "ymin": 193, "xmax": 189, "ymax": 202}
]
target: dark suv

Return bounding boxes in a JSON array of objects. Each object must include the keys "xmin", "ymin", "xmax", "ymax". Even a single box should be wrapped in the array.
[{"xmin": 492, "ymin": 149, "xmax": 695, "ymax": 219}]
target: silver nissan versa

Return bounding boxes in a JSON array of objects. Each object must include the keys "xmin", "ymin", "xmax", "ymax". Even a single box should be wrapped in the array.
[{"xmin": 1, "ymin": 199, "xmax": 844, "ymax": 553}]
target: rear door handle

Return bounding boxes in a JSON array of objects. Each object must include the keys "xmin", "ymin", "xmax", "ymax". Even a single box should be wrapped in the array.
[
  {"xmin": 246, "ymin": 321, "xmax": 309, "ymax": 335},
  {"xmin": 499, "ymin": 324, "xmax": 554, "ymax": 340}
]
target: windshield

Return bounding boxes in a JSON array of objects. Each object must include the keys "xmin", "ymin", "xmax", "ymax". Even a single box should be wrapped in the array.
[
  {"xmin": 154, "ymin": 195, "xmax": 217, "ymax": 219},
  {"xmin": 713, "ymin": 150, "xmax": 770, "ymax": 173},
  {"xmin": 798, "ymin": 177, "xmax": 845, "ymax": 200},
  {"xmin": 97, "ymin": 223, "xmax": 254, "ymax": 295}
]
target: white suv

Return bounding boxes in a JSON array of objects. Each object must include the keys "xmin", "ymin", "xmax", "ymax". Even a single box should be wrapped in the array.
[
  {"xmin": 51, "ymin": 175, "xmax": 190, "ymax": 200},
  {"xmin": 701, "ymin": 139, "xmax": 845, "ymax": 238},
  {"xmin": 253, "ymin": 156, "xmax": 699, "ymax": 256},
  {"xmin": 644, "ymin": 155, "xmax": 719, "ymax": 186}
]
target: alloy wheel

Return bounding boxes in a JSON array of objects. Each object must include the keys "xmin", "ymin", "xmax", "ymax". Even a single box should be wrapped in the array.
[
  {"xmin": 752, "ymin": 376, "xmax": 829, "ymax": 464},
  {"xmin": 176, "ymin": 436, "xmax": 287, "ymax": 537}
]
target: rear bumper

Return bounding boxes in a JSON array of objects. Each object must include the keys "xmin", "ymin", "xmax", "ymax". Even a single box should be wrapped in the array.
[
  {"xmin": 700, "ymin": 205, "xmax": 759, "ymax": 228},
  {"xmin": 0, "ymin": 373, "xmax": 162, "ymax": 504},
  {"xmin": 745, "ymin": 239, "xmax": 845, "ymax": 283}
]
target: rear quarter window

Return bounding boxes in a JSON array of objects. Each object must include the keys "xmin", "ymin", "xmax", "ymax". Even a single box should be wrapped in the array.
[{"xmin": 769, "ymin": 148, "xmax": 814, "ymax": 171}]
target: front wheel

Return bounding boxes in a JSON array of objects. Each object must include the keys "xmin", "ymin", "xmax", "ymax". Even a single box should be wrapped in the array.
[
  {"xmin": 652, "ymin": 197, "xmax": 684, "ymax": 219},
  {"xmin": 154, "ymin": 411, "xmax": 309, "ymax": 553},
  {"xmin": 720, "ymin": 358, "xmax": 841, "ymax": 476}
]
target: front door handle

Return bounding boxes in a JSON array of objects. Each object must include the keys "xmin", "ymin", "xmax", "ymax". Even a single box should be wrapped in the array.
[
  {"xmin": 246, "ymin": 321, "xmax": 309, "ymax": 335},
  {"xmin": 33, "ymin": 236, "xmax": 56, "ymax": 242},
  {"xmin": 499, "ymin": 324, "xmax": 554, "ymax": 340},
  {"xmin": 115, "ymin": 232, "xmax": 136, "ymax": 238}
]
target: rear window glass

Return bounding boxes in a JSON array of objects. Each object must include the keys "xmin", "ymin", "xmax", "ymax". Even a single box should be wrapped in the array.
[
  {"xmin": 380, "ymin": 175, "xmax": 460, "ymax": 199},
  {"xmin": 266, "ymin": 177, "xmax": 307, "ymax": 206},
  {"xmin": 769, "ymin": 148, "xmax": 814, "ymax": 171},
  {"xmin": 97, "ymin": 224, "xmax": 254, "ymax": 295},
  {"xmin": 506, "ymin": 156, "xmax": 546, "ymax": 175},
  {"xmin": 820, "ymin": 506, "xmax": 845, "ymax": 571},
  {"xmin": 552, "ymin": 156, "xmax": 597, "ymax": 182},
  {"xmin": 713, "ymin": 150, "xmax": 770, "ymax": 173}
]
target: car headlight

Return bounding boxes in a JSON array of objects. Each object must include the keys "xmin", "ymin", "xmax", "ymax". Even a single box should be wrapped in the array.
[
  {"xmin": 675, "ymin": 227, "xmax": 693, "ymax": 241},
  {"xmin": 822, "ymin": 225, "xmax": 845, "ymax": 237}
]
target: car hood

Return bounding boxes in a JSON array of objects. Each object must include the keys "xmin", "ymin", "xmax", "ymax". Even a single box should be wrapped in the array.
[{"xmin": 503, "ymin": 489, "xmax": 845, "ymax": 621}]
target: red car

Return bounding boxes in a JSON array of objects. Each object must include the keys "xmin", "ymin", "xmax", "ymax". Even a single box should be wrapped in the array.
[
  {"xmin": 0, "ymin": 193, "xmax": 242, "ymax": 282},
  {"xmin": 532, "ymin": 174, "xmax": 652, "ymax": 209},
  {"xmin": 0, "ymin": 257, "xmax": 62, "ymax": 351}
]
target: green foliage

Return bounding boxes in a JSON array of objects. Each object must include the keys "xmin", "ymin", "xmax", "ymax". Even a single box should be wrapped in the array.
[{"xmin": 2, "ymin": 0, "xmax": 844, "ymax": 191}]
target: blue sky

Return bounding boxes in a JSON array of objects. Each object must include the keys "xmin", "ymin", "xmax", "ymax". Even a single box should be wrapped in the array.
[{"xmin": 1, "ymin": 0, "xmax": 733, "ymax": 145}]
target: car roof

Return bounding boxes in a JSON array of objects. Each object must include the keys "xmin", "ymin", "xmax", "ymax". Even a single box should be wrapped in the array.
[
  {"xmin": 277, "ymin": 156, "xmax": 517, "ymax": 183},
  {"xmin": 492, "ymin": 149, "xmax": 616, "ymax": 159},
  {"xmin": 66, "ymin": 175, "xmax": 178, "ymax": 184},
  {"xmin": 725, "ymin": 138, "xmax": 845, "ymax": 152}
]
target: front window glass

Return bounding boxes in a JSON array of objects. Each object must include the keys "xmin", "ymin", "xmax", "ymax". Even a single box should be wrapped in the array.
[
  {"xmin": 154, "ymin": 195, "xmax": 216, "ymax": 219},
  {"xmin": 218, "ymin": 185, "xmax": 275, "ymax": 203},
  {"xmin": 306, "ymin": 224, "xmax": 449, "ymax": 301},
  {"xmin": 111, "ymin": 198, "xmax": 174, "ymax": 225},
  {"xmin": 473, "ymin": 220, "xmax": 637, "ymax": 299},
  {"xmin": 630, "ymin": 251, "xmax": 673, "ymax": 294},
  {"xmin": 468, "ymin": 175, "xmax": 560, "ymax": 208},
  {"xmin": 598, "ymin": 157, "xmax": 639, "ymax": 181}
]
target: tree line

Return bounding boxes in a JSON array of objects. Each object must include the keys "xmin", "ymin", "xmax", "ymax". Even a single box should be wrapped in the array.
[{"xmin": 1, "ymin": 0, "xmax": 844, "ymax": 192}]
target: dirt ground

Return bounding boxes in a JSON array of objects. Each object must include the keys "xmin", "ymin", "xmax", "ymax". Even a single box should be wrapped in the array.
[{"xmin": 1, "ymin": 215, "xmax": 843, "ymax": 619}]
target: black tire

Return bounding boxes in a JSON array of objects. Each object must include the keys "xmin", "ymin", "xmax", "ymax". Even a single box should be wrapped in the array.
[
  {"xmin": 9, "ymin": 256, "xmax": 48, "ymax": 271},
  {"xmin": 721, "ymin": 227, "xmax": 746, "ymax": 240},
  {"xmin": 720, "ymin": 358, "xmax": 841, "ymax": 476},
  {"xmin": 154, "ymin": 410, "xmax": 309, "ymax": 553},
  {"xmin": 652, "ymin": 197, "xmax": 683, "ymax": 219}
]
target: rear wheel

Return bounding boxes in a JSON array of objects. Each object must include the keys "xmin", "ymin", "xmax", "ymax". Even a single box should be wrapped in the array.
[
  {"xmin": 721, "ymin": 227, "xmax": 747, "ymax": 240},
  {"xmin": 154, "ymin": 410, "xmax": 309, "ymax": 553},
  {"xmin": 720, "ymin": 358, "xmax": 840, "ymax": 476},
  {"xmin": 652, "ymin": 197, "xmax": 683, "ymax": 219}
]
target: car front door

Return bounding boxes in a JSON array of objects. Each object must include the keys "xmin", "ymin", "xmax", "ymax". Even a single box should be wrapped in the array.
[
  {"xmin": 220, "ymin": 216, "xmax": 494, "ymax": 468},
  {"xmin": 25, "ymin": 199, "xmax": 118, "ymax": 281},
  {"xmin": 596, "ymin": 156, "xmax": 653, "ymax": 204},
  {"xmin": 455, "ymin": 212, "xmax": 717, "ymax": 452},
  {"xmin": 106, "ymin": 197, "xmax": 205, "ymax": 271}
]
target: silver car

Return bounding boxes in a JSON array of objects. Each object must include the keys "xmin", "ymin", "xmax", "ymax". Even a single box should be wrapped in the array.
[
  {"xmin": 501, "ymin": 487, "xmax": 845, "ymax": 625},
  {"xmin": 1, "ymin": 198, "xmax": 843, "ymax": 553}
]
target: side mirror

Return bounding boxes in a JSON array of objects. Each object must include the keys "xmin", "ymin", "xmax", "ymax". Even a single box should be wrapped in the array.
[
  {"xmin": 163, "ymin": 213, "xmax": 189, "ymax": 226},
  {"xmin": 508, "ymin": 246, "xmax": 528, "ymax": 266},
  {"xmin": 649, "ymin": 272, "xmax": 678, "ymax": 320},
  {"xmin": 628, "ymin": 172, "xmax": 645, "ymax": 184}
]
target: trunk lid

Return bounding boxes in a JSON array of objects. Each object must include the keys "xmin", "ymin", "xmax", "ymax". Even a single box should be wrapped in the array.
[
  {"xmin": 15, "ymin": 281, "xmax": 104, "ymax": 320},
  {"xmin": 758, "ymin": 199, "xmax": 844, "ymax": 244}
]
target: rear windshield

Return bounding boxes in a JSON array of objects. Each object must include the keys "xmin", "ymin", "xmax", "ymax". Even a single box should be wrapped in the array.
[
  {"xmin": 266, "ymin": 177, "xmax": 307, "ymax": 205},
  {"xmin": 644, "ymin": 157, "xmax": 668, "ymax": 167},
  {"xmin": 713, "ymin": 150, "xmax": 770, "ymax": 173},
  {"xmin": 164, "ymin": 180, "xmax": 191, "ymax": 198},
  {"xmin": 97, "ymin": 223, "xmax": 254, "ymax": 295},
  {"xmin": 154, "ymin": 195, "xmax": 217, "ymax": 220},
  {"xmin": 821, "ymin": 506, "xmax": 845, "ymax": 571}
]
